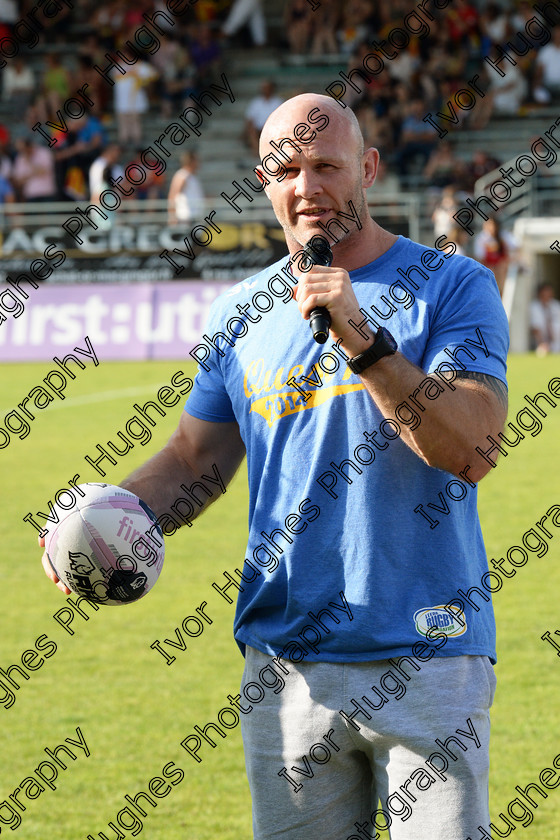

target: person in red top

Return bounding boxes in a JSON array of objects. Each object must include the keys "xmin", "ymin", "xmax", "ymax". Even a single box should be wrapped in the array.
[
  {"xmin": 473, "ymin": 217, "xmax": 518, "ymax": 297},
  {"xmin": 446, "ymin": 0, "xmax": 480, "ymax": 46}
]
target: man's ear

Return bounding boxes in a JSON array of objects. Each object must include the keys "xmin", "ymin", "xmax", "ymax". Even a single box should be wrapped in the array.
[
  {"xmin": 362, "ymin": 147, "xmax": 380, "ymax": 189},
  {"xmin": 255, "ymin": 165, "xmax": 272, "ymax": 200}
]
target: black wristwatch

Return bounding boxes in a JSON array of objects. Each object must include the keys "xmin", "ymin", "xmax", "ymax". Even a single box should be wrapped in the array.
[{"xmin": 347, "ymin": 327, "xmax": 398, "ymax": 374}]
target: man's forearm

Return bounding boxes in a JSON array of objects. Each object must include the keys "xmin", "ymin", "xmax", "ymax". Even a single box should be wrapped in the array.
[
  {"xmin": 119, "ymin": 416, "xmax": 246, "ymax": 527},
  {"xmin": 120, "ymin": 445, "xmax": 203, "ymax": 519},
  {"xmin": 358, "ymin": 351, "xmax": 507, "ymax": 481}
]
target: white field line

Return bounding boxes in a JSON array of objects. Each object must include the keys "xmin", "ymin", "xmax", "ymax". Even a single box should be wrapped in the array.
[{"xmin": 0, "ymin": 383, "xmax": 171, "ymax": 415}]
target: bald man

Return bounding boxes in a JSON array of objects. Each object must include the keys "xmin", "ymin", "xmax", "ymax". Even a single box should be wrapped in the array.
[{"xmin": 43, "ymin": 94, "xmax": 509, "ymax": 839}]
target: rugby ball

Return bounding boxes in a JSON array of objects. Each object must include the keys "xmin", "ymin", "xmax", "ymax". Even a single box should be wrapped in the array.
[{"xmin": 45, "ymin": 483, "xmax": 164, "ymax": 605}]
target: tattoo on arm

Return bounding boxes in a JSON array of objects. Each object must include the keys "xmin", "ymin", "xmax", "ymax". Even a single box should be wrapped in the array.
[{"xmin": 454, "ymin": 371, "xmax": 508, "ymax": 410}]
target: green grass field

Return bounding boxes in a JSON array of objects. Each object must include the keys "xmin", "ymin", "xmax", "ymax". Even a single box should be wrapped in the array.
[{"xmin": 0, "ymin": 354, "xmax": 559, "ymax": 839}]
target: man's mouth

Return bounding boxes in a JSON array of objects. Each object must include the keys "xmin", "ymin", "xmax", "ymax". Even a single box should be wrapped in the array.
[{"xmin": 297, "ymin": 208, "xmax": 331, "ymax": 219}]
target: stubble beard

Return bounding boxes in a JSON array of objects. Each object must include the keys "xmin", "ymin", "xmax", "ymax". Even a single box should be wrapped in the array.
[{"xmin": 281, "ymin": 184, "xmax": 368, "ymax": 253}]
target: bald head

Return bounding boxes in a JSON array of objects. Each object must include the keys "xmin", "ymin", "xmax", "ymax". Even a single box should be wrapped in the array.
[
  {"xmin": 259, "ymin": 93, "xmax": 364, "ymax": 161},
  {"xmin": 254, "ymin": 92, "xmax": 380, "ymax": 262}
]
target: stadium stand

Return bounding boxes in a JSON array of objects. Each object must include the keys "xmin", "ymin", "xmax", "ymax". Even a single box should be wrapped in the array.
[{"xmin": 1, "ymin": 0, "xmax": 559, "ymax": 252}]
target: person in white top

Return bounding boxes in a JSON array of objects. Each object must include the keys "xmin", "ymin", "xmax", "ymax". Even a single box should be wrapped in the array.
[
  {"xmin": 167, "ymin": 151, "xmax": 205, "ymax": 224},
  {"xmin": 245, "ymin": 80, "xmax": 283, "ymax": 155},
  {"xmin": 530, "ymin": 282, "xmax": 560, "ymax": 355},
  {"xmin": 2, "ymin": 58, "xmax": 34, "ymax": 109},
  {"xmin": 222, "ymin": 0, "xmax": 267, "ymax": 47},
  {"xmin": 89, "ymin": 144, "xmax": 124, "ymax": 205},
  {"xmin": 535, "ymin": 27, "xmax": 560, "ymax": 101},
  {"xmin": 112, "ymin": 61, "xmax": 158, "ymax": 144},
  {"xmin": 489, "ymin": 59, "xmax": 527, "ymax": 116}
]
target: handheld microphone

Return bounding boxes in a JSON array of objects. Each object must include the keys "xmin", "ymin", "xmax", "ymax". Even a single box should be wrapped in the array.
[{"xmin": 302, "ymin": 235, "xmax": 333, "ymax": 344}]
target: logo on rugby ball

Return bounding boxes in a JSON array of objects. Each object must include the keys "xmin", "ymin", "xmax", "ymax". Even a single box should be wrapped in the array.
[{"xmin": 413, "ymin": 605, "xmax": 467, "ymax": 637}]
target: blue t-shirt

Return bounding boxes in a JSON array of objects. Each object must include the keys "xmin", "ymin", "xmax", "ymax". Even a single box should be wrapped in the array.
[{"xmin": 185, "ymin": 236, "xmax": 509, "ymax": 663}]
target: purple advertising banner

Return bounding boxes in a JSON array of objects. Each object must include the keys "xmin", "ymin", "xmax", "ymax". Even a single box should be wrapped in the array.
[{"xmin": 0, "ymin": 282, "xmax": 236, "ymax": 361}]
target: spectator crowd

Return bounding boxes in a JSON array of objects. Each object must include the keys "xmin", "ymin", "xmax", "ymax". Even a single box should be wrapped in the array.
[
  {"xmin": 0, "ymin": 0, "xmax": 235, "ymax": 203},
  {"xmin": 0, "ymin": 0, "xmax": 559, "ymax": 346},
  {"xmin": 1, "ymin": 0, "xmax": 559, "ymax": 205},
  {"xmin": 285, "ymin": 0, "xmax": 560, "ymax": 180}
]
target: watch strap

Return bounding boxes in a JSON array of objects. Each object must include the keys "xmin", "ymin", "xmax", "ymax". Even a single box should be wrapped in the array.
[{"xmin": 347, "ymin": 327, "xmax": 397, "ymax": 374}]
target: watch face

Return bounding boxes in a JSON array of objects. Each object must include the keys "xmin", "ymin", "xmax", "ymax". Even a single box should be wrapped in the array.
[{"xmin": 380, "ymin": 328, "xmax": 398, "ymax": 352}]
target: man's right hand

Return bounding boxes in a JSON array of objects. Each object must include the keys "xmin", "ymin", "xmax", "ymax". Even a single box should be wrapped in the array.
[
  {"xmin": 40, "ymin": 535, "xmax": 71, "ymax": 595},
  {"xmin": 38, "ymin": 413, "xmax": 245, "ymax": 598}
]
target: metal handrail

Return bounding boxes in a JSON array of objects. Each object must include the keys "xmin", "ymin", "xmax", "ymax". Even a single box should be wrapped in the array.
[
  {"xmin": 474, "ymin": 157, "xmax": 539, "ymax": 226},
  {"xmin": 0, "ymin": 193, "xmax": 422, "ymax": 239},
  {"xmin": 501, "ymin": 262, "xmax": 519, "ymax": 323}
]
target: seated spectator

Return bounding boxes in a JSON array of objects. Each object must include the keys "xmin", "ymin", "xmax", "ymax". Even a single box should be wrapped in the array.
[
  {"xmin": 388, "ymin": 47, "xmax": 419, "ymax": 85},
  {"xmin": 387, "ymin": 80, "xmax": 412, "ymax": 156},
  {"xmin": 425, "ymin": 37, "xmax": 468, "ymax": 87},
  {"xmin": 193, "ymin": 0, "xmax": 223, "ymax": 23},
  {"xmin": 78, "ymin": 32, "xmax": 107, "ymax": 64},
  {"xmin": 90, "ymin": 1, "xmax": 127, "ymax": 49},
  {"xmin": 355, "ymin": 97, "xmax": 393, "ymax": 157},
  {"xmin": 76, "ymin": 54, "xmax": 111, "ymax": 116},
  {"xmin": 462, "ymin": 148, "xmax": 501, "ymax": 193},
  {"xmin": 122, "ymin": 3, "xmax": 143, "ymax": 30},
  {"xmin": 359, "ymin": 69, "xmax": 397, "ymax": 119},
  {"xmin": 76, "ymin": 112, "xmax": 108, "ymax": 161},
  {"xmin": 284, "ymin": 0, "xmax": 314, "ymax": 55},
  {"xmin": 42, "ymin": 53, "xmax": 71, "ymax": 116},
  {"xmin": 510, "ymin": 0, "xmax": 534, "ymax": 32},
  {"xmin": 490, "ymin": 55, "xmax": 527, "ymax": 115},
  {"xmin": 167, "ymin": 151, "xmax": 205, "ymax": 223},
  {"xmin": 445, "ymin": 0, "xmax": 480, "ymax": 49},
  {"xmin": 535, "ymin": 26, "xmax": 560, "ymax": 102},
  {"xmin": 530, "ymin": 282, "xmax": 560, "ymax": 355},
  {"xmin": 189, "ymin": 24, "xmax": 223, "ymax": 82},
  {"xmin": 245, "ymin": 80, "xmax": 283, "ymax": 156},
  {"xmin": 394, "ymin": 99, "xmax": 436, "ymax": 176},
  {"xmin": 153, "ymin": 38, "xmax": 198, "ymax": 118},
  {"xmin": 423, "ymin": 142, "xmax": 465, "ymax": 189},
  {"xmin": 473, "ymin": 216, "xmax": 517, "ymax": 297},
  {"xmin": 310, "ymin": 0, "xmax": 339, "ymax": 57},
  {"xmin": 112, "ymin": 60, "xmax": 158, "ymax": 145},
  {"xmin": 337, "ymin": 0, "xmax": 373, "ymax": 55},
  {"xmin": 51, "ymin": 113, "xmax": 107, "ymax": 200},
  {"xmin": 415, "ymin": 67, "xmax": 440, "ymax": 113},
  {"xmin": 12, "ymin": 138, "xmax": 57, "ymax": 202},
  {"xmin": 127, "ymin": 147, "xmax": 165, "ymax": 200},
  {"xmin": 0, "ymin": 133, "xmax": 12, "ymax": 182},
  {"xmin": 472, "ymin": 148, "xmax": 501, "ymax": 180},
  {"xmin": 0, "ymin": 172, "xmax": 14, "ymax": 205},
  {"xmin": 3, "ymin": 58, "xmax": 34, "ymax": 111},
  {"xmin": 222, "ymin": 0, "xmax": 266, "ymax": 47},
  {"xmin": 479, "ymin": 3, "xmax": 510, "ymax": 50},
  {"xmin": 471, "ymin": 51, "xmax": 527, "ymax": 128},
  {"xmin": 342, "ymin": 44, "xmax": 378, "ymax": 108},
  {"xmin": 0, "ymin": 122, "xmax": 10, "ymax": 149}
]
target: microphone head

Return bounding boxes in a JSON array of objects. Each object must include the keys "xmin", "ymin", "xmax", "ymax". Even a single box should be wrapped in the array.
[{"xmin": 303, "ymin": 234, "xmax": 333, "ymax": 268}]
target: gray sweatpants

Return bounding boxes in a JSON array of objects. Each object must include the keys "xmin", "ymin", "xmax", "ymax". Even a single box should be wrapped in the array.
[{"xmin": 240, "ymin": 648, "xmax": 496, "ymax": 840}]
